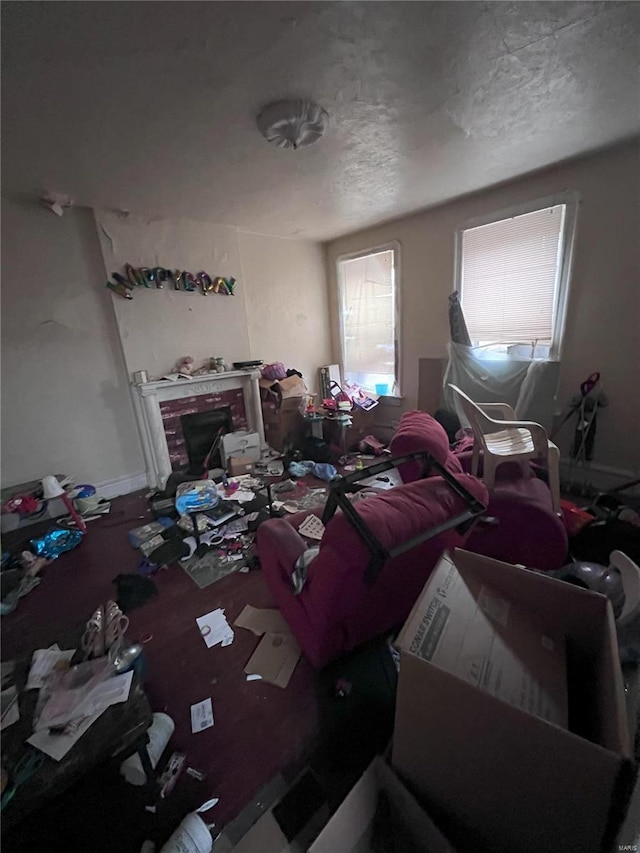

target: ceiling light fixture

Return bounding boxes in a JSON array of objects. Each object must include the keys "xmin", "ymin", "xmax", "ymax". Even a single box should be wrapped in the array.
[{"xmin": 257, "ymin": 99, "xmax": 328, "ymax": 150}]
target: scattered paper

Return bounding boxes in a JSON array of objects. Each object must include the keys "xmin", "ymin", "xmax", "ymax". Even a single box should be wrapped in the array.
[
  {"xmin": 298, "ymin": 514, "xmax": 325, "ymax": 541},
  {"xmin": 244, "ymin": 633, "xmax": 301, "ymax": 689},
  {"xmin": 26, "ymin": 647, "xmax": 76, "ymax": 690},
  {"xmin": 191, "ymin": 697, "xmax": 214, "ymax": 733},
  {"xmin": 82, "ymin": 670, "xmax": 133, "ymax": 715},
  {"xmin": 234, "ymin": 605, "xmax": 292, "ymax": 637},
  {"xmin": 28, "ymin": 671, "xmax": 133, "ymax": 760},
  {"xmin": 246, "ymin": 674, "xmax": 262, "ymax": 681},
  {"xmin": 1, "ymin": 661, "xmax": 16, "ymax": 689},
  {"xmin": 1, "ymin": 686, "xmax": 20, "ymax": 730},
  {"xmin": 196, "ymin": 608, "xmax": 234, "ymax": 648},
  {"xmin": 29, "ymin": 709, "xmax": 103, "ymax": 761},
  {"xmin": 35, "ymin": 668, "xmax": 132, "ymax": 732}
]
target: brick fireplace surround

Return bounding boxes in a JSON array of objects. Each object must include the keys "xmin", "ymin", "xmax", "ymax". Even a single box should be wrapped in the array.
[{"xmin": 131, "ymin": 370, "xmax": 265, "ymax": 489}]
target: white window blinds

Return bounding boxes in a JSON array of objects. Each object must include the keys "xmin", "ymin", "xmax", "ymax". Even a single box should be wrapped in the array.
[
  {"xmin": 460, "ymin": 205, "xmax": 565, "ymax": 344},
  {"xmin": 340, "ymin": 249, "xmax": 396, "ymax": 377}
]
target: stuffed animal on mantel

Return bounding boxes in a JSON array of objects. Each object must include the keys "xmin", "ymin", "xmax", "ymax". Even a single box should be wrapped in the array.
[{"xmin": 175, "ymin": 356, "xmax": 195, "ymax": 376}]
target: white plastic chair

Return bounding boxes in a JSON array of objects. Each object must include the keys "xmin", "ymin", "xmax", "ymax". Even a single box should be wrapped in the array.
[{"xmin": 449, "ymin": 384, "xmax": 561, "ymax": 513}]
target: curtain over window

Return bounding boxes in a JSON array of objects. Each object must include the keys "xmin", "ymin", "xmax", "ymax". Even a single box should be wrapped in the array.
[{"xmin": 338, "ymin": 247, "xmax": 398, "ymax": 394}]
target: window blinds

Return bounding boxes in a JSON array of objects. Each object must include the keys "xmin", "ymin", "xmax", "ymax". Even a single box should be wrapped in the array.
[
  {"xmin": 461, "ymin": 205, "xmax": 565, "ymax": 344},
  {"xmin": 340, "ymin": 250, "xmax": 395, "ymax": 375}
]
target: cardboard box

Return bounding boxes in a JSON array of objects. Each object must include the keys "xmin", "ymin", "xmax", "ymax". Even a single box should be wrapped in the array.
[
  {"xmin": 259, "ymin": 376, "xmax": 308, "ymax": 405},
  {"xmin": 221, "ymin": 430, "xmax": 261, "ymax": 466},
  {"xmin": 228, "ymin": 454, "xmax": 255, "ymax": 477},
  {"xmin": 392, "ymin": 549, "xmax": 633, "ymax": 853},
  {"xmin": 263, "ymin": 401, "xmax": 306, "ymax": 452},
  {"xmin": 228, "ymin": 757, "xmax": 454, "ymax": 853},
  {"xmin": 309, "ymin": 756, "xmax": 455, "ymax": 853}
]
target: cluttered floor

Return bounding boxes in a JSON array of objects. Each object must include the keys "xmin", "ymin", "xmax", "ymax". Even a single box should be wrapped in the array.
[
  {"xmin": 2, "ymin": 396, "xmax": 640, "ymax": 852},
  {"xmin": 1, "ymin": 486, "xmax": 397, "ymax": 853}
]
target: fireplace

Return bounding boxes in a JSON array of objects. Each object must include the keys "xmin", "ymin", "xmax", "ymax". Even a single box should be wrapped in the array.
[
  {"xmin": 130, "ymin": 370, "xmax": 265, "ymax": 489},
  {"xmin": 181, "ymin": 407, "xmax": 232, "ymax": 473}
]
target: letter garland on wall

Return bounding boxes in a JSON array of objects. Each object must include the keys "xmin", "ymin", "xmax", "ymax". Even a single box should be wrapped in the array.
[{"xmin": 106, "ymin": 264, "xmax": 236, "ymax": 300}]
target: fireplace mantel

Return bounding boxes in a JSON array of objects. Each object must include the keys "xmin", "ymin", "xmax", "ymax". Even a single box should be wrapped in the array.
[{"xmin": 131, "ymin": 370, "xmax": 265, "ymax": 489}]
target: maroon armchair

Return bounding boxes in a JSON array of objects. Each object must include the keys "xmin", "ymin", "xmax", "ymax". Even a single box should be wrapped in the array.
[
  {"xmin": 390, "ymin": 411, "xmax": 568, "ymax": 572},
  {"xmin": 257, "ymin": 434, "xmax": 487, "ymax": 668}
]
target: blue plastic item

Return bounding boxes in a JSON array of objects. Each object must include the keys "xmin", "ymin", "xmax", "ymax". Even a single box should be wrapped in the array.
[{"xmin": 30, "ymin": 528, "xmax": 83, "ymax": 559}]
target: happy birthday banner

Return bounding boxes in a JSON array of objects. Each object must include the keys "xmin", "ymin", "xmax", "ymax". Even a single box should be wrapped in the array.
[{"xmin": 106, "ymin": 263, "xmax": 236, "ymax": 300}]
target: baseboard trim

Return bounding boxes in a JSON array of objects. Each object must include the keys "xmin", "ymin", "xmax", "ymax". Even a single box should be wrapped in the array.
[
  {"xmin": 559, "ymin": 459, "xmax": 639, "ymax": 492},
  {"xmin": 95, "ymin": 471, "xmax": 149, "ymax": 499}
]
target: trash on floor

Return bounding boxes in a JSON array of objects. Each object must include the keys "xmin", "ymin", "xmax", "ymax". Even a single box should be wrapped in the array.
[
  {"xmin": 120, "ymin": 712, "xmax": 175, "ymax": 785},
  {"xmin": 128, "ymin": 517, "xmax": 175, "ymax": 548},
  {"xmin": 244, "ymin": 633, "xmax": 301, "ymax": 690},
  {"xmin": 234, "ymin": 605, "xmax": 301, "ymax": 689},
  {"xmin": 30, "ymin": 528, "xmax": 83, "ymax": 559},
  {"xmin": 0, "ymin": 686, "xmax": 20, "ymax": 730},
  {"xmin": 29, "ymin": 669, "xmax": 134, "ymax": 760},
  {"xmin": 196, "ymin": 608, "xmax": 234, "ymax": 648},
  {"xmin": 190, "ymin": 697, "xmax": 214, "ymax": 733},
  {"xmin": 26, "ymin": 645, "xmax": 76, "ymax": 690},
  {"xmin": 298, "ymin": 514, "xmax": 325, "ymax": 541},
  {"xmin": 233, "ymin": 605, "xmax": 291, "ymax": 637},
  {"xmin": 112, "ymin": 573, "xmax": 158, "ymax": 613},
  {"xmin": 158, "ymin": 751, "xmax": 186, "ymax": 798}
]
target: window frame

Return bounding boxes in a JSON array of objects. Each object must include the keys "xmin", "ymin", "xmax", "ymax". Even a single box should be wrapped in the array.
[
  {"xmin": 454, "ymin": 191, "xmax": 579, "ymax": 361},
  {"xmin": 336, "ymin": 240, "xmax": 402, "ymax": 398}
]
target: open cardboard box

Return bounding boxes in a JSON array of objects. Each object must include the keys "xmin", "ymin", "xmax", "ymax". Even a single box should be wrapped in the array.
[
  {"xmin": 309, "ymin": 756, "xmax": 455, "ymax": 853},
  {"xmin": 392, "ymin": 548, "xmax": 634, "ymax": 853},
  {"xmin": 228, "ymin": 757, "xmax": 454, "ymax": 853}
]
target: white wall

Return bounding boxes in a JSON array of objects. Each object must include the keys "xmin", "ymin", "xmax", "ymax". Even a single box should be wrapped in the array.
[
  {"xmin": 239, "ymin": 231, "xmax": 332, "ymax": 391},
  {"xmin": 1, "ymin": 198, "xmax": 145, "ymax": 488},
  {"xmin": 94, "ymin": 211, "xmax": 251, "ymax": 377},
  {"xmin": 94, "ymin": 211, "xmax": 331, "ymax": 392},
  {"xmin": 1, "ymin": 202, "xmax": 331, "ymax": 490},
  {"xmin": 326, "ymin": 141, "xmax": 640, "ymax": 478}
]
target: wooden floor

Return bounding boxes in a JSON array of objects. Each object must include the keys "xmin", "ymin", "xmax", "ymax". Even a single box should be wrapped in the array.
[{"xmin": 1, "ymin": 490, "xmax": 320, "ymax": 850}]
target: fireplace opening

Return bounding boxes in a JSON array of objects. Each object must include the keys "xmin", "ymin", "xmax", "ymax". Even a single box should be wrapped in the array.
[{"xmin": 180, "ymin": 407, "xmax": 233, "ymax": 474}]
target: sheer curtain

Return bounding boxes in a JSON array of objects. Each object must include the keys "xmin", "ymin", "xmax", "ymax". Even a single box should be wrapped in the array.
[
  {"xmin": 341, "ymin": 250, "xmax": 395, "ymax": 389},
  {"xmin": 443, "ymin": 291, "xmax": 560, "ymax": 430}
]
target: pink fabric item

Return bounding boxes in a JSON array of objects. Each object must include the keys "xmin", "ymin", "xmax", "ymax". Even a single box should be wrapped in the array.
[
  {"xmin": 258, "ymin": 473, "xmax": 488, "ymax": 668},
  {"xmin": 465, "ymin": 477, "xmax": 567, "ymax": 571},
  {"xmin": 391, "ymin": 411, "xmax": 567, "ymax": 571},
  {"xmin": 389, "ymin": 410, "xmax": 463, "ymax": 481}
]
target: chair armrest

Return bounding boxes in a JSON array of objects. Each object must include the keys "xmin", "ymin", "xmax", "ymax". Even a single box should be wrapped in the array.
[{"xmin": 479, "ymin": 402, "xmax": 517, "ymax": 420}]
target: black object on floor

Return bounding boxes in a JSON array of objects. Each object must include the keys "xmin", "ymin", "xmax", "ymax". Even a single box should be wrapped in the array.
[
  {"xmin": 311, "ymin": 635, "xmax": 398, "ymax": 808},
  {"xmin": 112, "ymin": 573, "xmax": 158, "ymax": 612}
]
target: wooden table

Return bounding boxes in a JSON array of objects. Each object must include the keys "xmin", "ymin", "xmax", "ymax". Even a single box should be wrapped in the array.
[{"xmin": 1, "ymin": 660, "xmax": 153, "ymax": 832}]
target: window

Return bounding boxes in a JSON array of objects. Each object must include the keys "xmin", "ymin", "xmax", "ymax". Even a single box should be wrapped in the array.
[
  {"xmin": 456, "ymin": 194, "xmax": 577, "ymax": 359},
  {"xmin": 337, "ymin": 244, "xmax": 400, "ymax": 396}
]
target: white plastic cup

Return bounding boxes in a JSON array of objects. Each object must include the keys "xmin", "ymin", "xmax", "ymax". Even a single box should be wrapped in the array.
[
  {"xmin": 120, "ymin": 712, "xmax": 175, "ymax": 786},
  {"xmin": 159, "ymin": 812, "xmax": 212, "ymax": 853}
]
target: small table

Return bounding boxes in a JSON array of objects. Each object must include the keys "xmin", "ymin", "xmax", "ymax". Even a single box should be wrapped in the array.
[{"xmin": 1, "ymin": 660, "xmax": 153, "ymax": 832}]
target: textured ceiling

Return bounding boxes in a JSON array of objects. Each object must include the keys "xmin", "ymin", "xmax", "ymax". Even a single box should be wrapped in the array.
[{"xmin": 2, "ymin": 1, "xmax": 639, "ymax": 240}]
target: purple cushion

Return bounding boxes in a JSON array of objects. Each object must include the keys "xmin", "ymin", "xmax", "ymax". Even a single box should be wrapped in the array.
[{"xmin": 389, "ymin": 411, "xmax": 463, "ymax": 481}]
